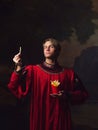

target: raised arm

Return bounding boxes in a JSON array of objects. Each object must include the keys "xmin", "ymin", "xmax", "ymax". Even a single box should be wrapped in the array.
[{"xmin": 8, "ymin": 48, "xmax": 31, "ymax": 99}]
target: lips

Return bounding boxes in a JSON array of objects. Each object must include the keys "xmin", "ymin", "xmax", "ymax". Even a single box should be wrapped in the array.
[{"xmin": 45, "ymin": 52, "xmax": 51, "ymax": 55}]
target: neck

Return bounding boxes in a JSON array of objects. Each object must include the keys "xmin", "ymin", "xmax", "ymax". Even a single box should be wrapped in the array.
[{"xmin": 45, "ymin": 59, "xmax": 56, "ymax": 65}]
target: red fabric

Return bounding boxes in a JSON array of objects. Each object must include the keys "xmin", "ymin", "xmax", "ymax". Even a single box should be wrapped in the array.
[{"xmin": 8, "ymin": 65, "xmax": 88, "ymax": 130}]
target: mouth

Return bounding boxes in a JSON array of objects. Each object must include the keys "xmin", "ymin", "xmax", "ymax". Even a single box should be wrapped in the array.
[{"xmin": 45, "ymin": 52, "xmax": 51, "ymax": 55}]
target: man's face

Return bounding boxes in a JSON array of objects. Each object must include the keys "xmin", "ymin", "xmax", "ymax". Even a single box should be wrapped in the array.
[{"xmin": 43, "ymin": 41, "xmax": 56, "ymax": 59}]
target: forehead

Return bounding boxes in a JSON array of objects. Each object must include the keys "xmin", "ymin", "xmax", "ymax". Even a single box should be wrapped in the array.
[{"xmin": 43, "ymin": 41, "xmax": 54, "ymax": 46}]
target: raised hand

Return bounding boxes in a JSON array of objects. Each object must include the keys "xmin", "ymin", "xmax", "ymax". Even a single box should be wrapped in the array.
[
  {"xmin": 13, "ymin": 46, "xmax": 22, "ymax": 64},
  {"xmin": 13, "ymin": 46, "xmax": 22, "ymax": 72}
]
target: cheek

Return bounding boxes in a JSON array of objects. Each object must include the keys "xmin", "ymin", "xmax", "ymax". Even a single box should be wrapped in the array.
[
  {"xmin": 51, "ymin": 48, "xmax": 56, "ymax": 53},
  {"xmin": 43, "ymin": 49, "xmax": 47, "ymax": 55},
  {"xmin": 43, "ymin": 50, "xmax": 45, "ymax": 55}
]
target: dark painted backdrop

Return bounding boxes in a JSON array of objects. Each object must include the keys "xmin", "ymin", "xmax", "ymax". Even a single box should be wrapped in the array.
[{"xmin": 0, "ymin": 0, "xmax": 98, "ymax": 130}]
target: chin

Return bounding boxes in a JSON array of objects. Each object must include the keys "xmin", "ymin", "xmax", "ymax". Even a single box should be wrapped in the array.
[{"xmin": 45, "ymin": 55, "xmax": 52, "ymax": 58}]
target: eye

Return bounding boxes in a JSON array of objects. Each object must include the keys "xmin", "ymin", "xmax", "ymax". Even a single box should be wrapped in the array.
[
  {"xmin": 50, "ymin": 45, "xmax": 55, "ymax": 48},
  {"xmin": 43, "ymin": 46, "xmax": 47, "ymax": 49}
]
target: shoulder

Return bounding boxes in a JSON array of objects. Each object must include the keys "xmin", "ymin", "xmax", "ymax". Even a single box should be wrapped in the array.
[
  {"xmin": 63, "ymin": 67, "xmax": 74, "ymax": 74},
  {"xmin": 61, "ymin": 67, "xmax": 75, "ymax": 80},
  {"xmin": 25, "ymin": 64, "xmax": 40, "ymax": 71},
  {"xmin": 25, "ymin": 65, "xmax": 33, "ymax": 70}
]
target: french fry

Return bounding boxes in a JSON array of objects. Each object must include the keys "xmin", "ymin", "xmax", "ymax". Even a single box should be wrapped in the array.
[{"xmin": 19, "ymin": 46, "xmax": 22, "ymax": 54}]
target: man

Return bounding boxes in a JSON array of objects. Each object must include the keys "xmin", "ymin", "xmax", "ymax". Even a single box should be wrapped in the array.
[{"xmin": 8, "ymin": 38, "xmax": 88, "ymax": 130}]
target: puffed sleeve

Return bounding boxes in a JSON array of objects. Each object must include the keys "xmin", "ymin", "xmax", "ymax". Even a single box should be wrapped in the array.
[
  {"xmin": 8, "ymin": 65, "xmax": 33, "ymax": 99},
  {"xmin": 68, "ymin": 71, "xmax": 89, "ymax": 105}
]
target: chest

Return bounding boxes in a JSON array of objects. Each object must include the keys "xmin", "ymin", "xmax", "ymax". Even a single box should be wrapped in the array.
[{"xmin": 32, "ymin": 68, "xmax": 70, "ymax": 92}]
